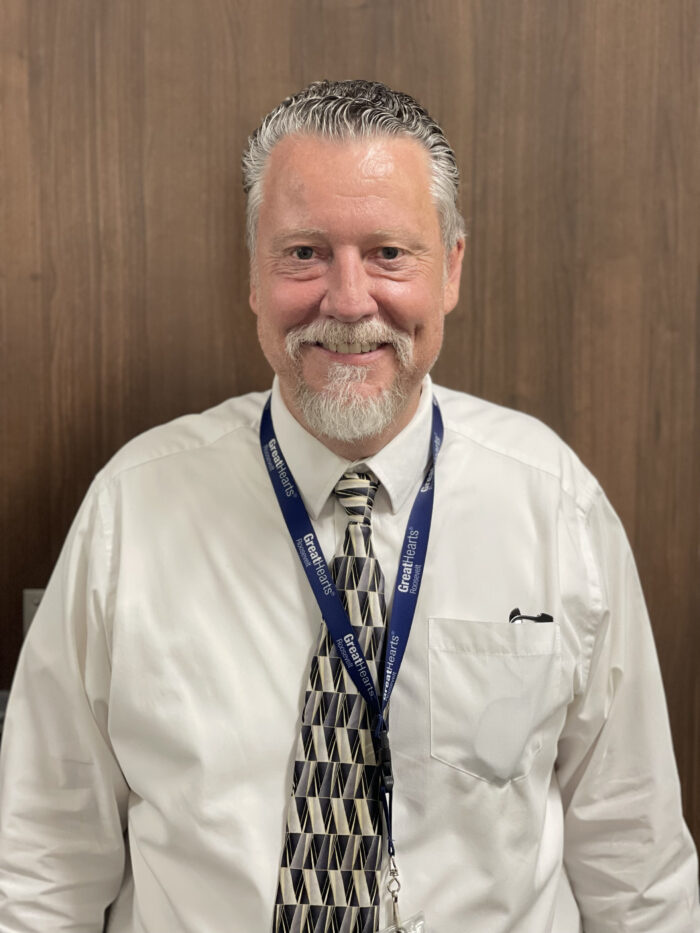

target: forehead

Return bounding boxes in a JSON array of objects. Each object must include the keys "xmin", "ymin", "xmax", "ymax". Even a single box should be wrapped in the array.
[{"xmin": 257, "ymin": 133, "xmax": 440, "ymax": 238}]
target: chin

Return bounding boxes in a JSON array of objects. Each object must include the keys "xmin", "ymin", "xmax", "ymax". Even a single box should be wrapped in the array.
[{"xmin": 294, "ymin": 365, "xmax": 413, "ymax": 444}]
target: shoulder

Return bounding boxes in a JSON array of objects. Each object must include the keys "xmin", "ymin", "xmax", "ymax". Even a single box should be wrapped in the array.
[
  {"xmin": 432, "ymin": 383, "xmax": 599, "ymax": 512},
  {"xmin": 95, "ymin": 390, "xmax": 269, "ymax": 486}
]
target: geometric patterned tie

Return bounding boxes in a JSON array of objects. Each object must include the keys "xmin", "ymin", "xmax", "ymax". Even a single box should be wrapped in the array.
[{"xmin": 273, "ymin": 471, "xmax": 387, "ymax": 933}]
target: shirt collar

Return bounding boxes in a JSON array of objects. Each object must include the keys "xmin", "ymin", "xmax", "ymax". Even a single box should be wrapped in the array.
[{"xmin": 269, "ymin": 376, "xmax": 434, "ymax": 519}]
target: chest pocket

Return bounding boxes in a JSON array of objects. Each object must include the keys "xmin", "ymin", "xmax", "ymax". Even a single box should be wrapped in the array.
[{"xmin": 428, "ymin": 617, "xmax": 562, "ymax": 785}]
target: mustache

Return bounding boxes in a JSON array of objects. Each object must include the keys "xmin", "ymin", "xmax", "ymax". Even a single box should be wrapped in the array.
[{"xmin": 284, "ymin": 319, "xmax": 413, "ymax": 365}]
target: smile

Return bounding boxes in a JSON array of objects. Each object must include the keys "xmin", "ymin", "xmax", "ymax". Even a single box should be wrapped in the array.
[{"xmin": 313, "ymin": 341, "xmax": 382, "ymax": 354}]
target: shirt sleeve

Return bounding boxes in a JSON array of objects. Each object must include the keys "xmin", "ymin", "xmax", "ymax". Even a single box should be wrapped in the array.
[
  {"xmin": 556, "ymin": 484, "xmax": 700, "ymax": 932},
  {"xmin": 0, "ymin": 477, "xmax": 128, "ymax": 932}
]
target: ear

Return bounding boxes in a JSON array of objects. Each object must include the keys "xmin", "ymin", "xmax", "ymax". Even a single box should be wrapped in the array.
[
  {"xmin": 443, "ymin": 238, "xmax": 465, "ymax": 315},
  {"xmin": 249, "ymin": 262, "xmax": 259, "ymax": 315}
]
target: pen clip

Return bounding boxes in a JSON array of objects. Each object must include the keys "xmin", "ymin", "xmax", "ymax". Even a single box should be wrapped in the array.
[{"xmin": 509, "ymin": 607, "xmax": 554, "ymax": 624}]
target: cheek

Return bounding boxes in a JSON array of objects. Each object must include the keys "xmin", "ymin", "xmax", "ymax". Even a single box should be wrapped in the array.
[
  {"xmin": 409, "ymin": 299, "xmax": 447, "ymax": 363},
  {"xmin": 265, "ymin": 278, "xmax": 326, "ymax": 323},
  {"xmin": 381, "ymin": 279, "xmax": 444, "ymax": 328},
  {"xmin": 254, "ymin": 314, "xmax": 277, "ymax": 360}
]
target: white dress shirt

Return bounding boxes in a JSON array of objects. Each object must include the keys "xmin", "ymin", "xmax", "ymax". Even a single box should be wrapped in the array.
[{"xmin": 0, "ymin": 377, "xmax": 698, "ymax": 933}]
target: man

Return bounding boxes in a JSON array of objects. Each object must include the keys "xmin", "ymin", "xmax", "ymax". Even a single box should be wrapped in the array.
[{"xmin": 0, "ymin": 79, "xmax": 698, "ymax": 932}]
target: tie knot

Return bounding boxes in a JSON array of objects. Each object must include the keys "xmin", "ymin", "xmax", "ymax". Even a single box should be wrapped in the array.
[{"xmin": 334, "ymin": 471, "xmax": 379, "ymax": 524}]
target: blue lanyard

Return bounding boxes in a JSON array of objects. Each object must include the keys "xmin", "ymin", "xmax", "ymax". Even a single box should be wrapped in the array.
[{"xmin": 260, "ymin": 394, "xmax": 443, "ymax": 854}]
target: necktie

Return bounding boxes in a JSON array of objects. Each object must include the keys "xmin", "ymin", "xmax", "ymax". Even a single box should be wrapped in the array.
[{"xmin": 274, "ymin": 471, "xmax": 387, "ymax": 933}]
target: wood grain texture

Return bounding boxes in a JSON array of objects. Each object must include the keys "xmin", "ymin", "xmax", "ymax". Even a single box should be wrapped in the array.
[
  {"xmin": 0, "ymin": 0, "xmax": 47, "ymax": 679},
  {"xmin": 1, "ymin": 0, "xmax": 698, "ymax": 846}
]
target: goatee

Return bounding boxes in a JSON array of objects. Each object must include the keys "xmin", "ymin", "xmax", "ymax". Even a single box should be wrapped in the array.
[{"xmin": 284, "ymin": 320, "xmax": 418, "ymax": 443}]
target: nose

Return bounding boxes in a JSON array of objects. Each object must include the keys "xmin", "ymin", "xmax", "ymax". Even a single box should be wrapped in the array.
[{"xmin": 319, "ymin": 249, "xmax": 377, "ymax": 320}]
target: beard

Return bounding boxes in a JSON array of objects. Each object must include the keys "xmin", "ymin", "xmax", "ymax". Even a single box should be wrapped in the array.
[{"xmin": 284, "ymin": 319, "xmax": 421, "ymax": 443}]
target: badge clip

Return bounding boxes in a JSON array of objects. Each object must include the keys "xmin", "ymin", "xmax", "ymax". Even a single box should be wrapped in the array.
[{"xmin": 389, "ymin": 854, "xmax": 401, "ymax": 924}]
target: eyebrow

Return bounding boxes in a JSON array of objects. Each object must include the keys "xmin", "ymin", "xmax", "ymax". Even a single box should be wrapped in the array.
[
  {"xmin": 269, "ymin": 227, "xmax": 428, "ymax": 252},
  {"xmin": 371, "ymin": 229, "xmax": 428, "ymax": 251},
  {"xmin": 269, "ymin": 229, "xmax": 326, "ymax": 251}
]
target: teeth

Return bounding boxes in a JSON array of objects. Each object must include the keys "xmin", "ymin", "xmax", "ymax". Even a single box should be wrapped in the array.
[{"xmin": 319, "ymin": 341, "xmax": 381, "ymax": 354}]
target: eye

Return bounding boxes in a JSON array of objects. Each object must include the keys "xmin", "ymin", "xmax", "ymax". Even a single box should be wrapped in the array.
[
  {"xmin": 379, "ymin": 246, "xmax": 401, "ymax": 260},
  {"xmin": 293, "ymin": 246, "xmax": 315, "ymax": 260}
]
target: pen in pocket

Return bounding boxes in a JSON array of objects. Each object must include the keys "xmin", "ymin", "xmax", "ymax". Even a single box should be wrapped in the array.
[{"xmin": 509, "ymin": 607, "xmax": 554, "ymax": 624}]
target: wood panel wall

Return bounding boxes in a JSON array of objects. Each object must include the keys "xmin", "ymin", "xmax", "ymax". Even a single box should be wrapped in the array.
[{"xmin": 1, "ymin": 0, "xmax": 698, "ymax": 848}]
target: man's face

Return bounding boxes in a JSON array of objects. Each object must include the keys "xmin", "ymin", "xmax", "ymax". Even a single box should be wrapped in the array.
[{"xmin": 249, "ymin": 133, "xmax": 464, "ymax": 451}]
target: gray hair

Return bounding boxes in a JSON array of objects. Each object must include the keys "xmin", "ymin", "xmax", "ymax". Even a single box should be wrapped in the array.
[{"xmin": 242, "ymin": 79, "xmax": 466, "ymax": 256}]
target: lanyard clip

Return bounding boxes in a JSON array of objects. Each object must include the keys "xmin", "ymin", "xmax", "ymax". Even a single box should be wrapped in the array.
[
  {"xmin": 377, "ymin": 727, "xmax": 394, "ymax": 793},
  {"xmin": 388, "ymin": 854, "xmax": 402, "ymax": 928}
]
